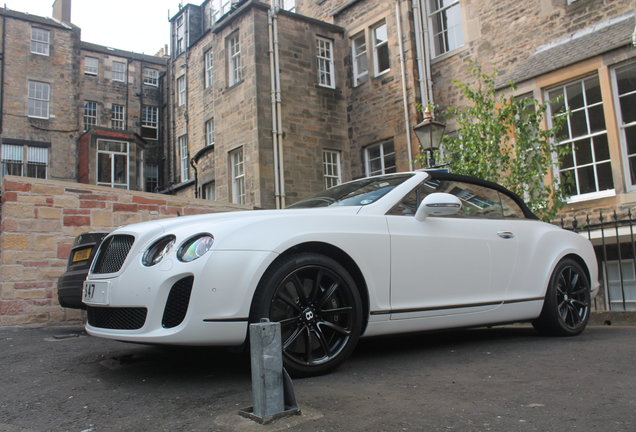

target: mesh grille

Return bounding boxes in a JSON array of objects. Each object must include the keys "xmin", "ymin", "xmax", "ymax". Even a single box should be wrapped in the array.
[
  {"xmin": 92, "ymin": 235, "xmax": 135, "ymax": 274},
  {"xmin": 87, "ymin": 306, "xmax": 147, "ymax": 330},
  {"xmin": 162, "ymin": 276, "xmax": 194, "ymax": 328}
]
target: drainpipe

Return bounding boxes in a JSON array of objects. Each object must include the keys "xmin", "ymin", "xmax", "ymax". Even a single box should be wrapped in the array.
[
  {"xmin": 269, "ymin": 1, "xmax": 285, "ymax": 208},
  {"xmin": 419, "ymin": 0, "xmax": 434, "ymax": 107},
  {"xmin": 190, "ymin": 157, "xmax": 198, "ymax": 197},
  {"xmin": 411, "ymin": 0, "xmax": 428, "ymax": 107},
  {"xmin": 0, "ymin": 11, "xmax": 6, "ymax": 134},
  {"xmin": 396, "ymin": 0, "xmax": 413, "ymax": 171}
]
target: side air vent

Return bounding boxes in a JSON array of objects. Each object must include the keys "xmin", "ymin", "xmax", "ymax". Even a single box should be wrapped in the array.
[{"xmin": 162, "ymin": 276, "xmax": 194, "ymax": 328}]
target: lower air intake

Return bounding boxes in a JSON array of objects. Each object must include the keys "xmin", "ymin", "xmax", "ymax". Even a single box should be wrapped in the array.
[
  {"xmin": 162, "ymin": 276, "xmax": 194, "ymax": 328},
  {"xmin": 87, "ymin": 306, "xmax": 147, "ymax": 330}
]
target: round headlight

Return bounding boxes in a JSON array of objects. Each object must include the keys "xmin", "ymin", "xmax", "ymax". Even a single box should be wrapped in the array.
[
  {"xmin": 178, "ymin": 234, "xmax": 214, "ymax": 262},
  {"xmin": 142, "ymin": 235, "xmax": 176, "ymax": 267}
]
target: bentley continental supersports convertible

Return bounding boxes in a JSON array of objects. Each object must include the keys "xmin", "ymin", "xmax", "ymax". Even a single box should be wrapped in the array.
[{"xmin": 83, "ymin": 171, "xmax": 599, "ymax": 376}]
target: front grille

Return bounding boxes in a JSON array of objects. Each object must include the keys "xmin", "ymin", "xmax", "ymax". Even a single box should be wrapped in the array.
[
  {"xmin": 92, "ymin": 235, "xmax": 135, "ymax": 274},
  {"xmin": 87, "ymin": 306, "xmax": 147, "ymax": 330},
  {"xmin": 162, "ymin": 276, "xmax": 194, "ymax": 328}
]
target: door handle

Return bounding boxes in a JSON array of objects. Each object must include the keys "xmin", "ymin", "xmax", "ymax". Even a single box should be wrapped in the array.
[{"xmin": 497, "ymin": 231, "xmax": 515, "ymax": 239}]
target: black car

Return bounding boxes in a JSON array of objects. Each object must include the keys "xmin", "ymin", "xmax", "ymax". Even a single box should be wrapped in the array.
[{"xmin": 57, "ymin": 232, "xmax": 108, "ymax": 309}]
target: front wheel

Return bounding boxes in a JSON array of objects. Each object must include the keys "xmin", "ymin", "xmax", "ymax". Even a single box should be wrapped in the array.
[
  {"xmin": 250, "ymin": 253, "xmax": 363, "ymax": 377},
  {"xmin": 533, "ymin": 258, "xmax": 591, "ymax": 336}
]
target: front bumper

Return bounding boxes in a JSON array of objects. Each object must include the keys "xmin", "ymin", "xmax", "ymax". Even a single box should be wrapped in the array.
[{"xmin": 84, "ymin": 249, "xmax": 277, "ymax": 346}]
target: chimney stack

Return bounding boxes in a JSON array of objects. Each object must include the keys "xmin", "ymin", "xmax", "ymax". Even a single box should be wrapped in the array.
[{"xmin": 52, "ymin": 0, "xmax": 72, "ymax": 24}]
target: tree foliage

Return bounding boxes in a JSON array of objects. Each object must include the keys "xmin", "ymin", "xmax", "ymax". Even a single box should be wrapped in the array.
[{"xmin": 416, "ymin": 62, "xmax": 569, "ymax": 221}]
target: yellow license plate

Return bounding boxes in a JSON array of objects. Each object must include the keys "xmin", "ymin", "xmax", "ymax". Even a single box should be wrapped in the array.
[{"xmin": 72, "ymin": 248, "xmax": 92, "ymax": 262}]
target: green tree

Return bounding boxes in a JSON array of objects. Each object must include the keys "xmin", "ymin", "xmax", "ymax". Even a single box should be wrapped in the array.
[{"xmin": 417, "ymin": 62, "xmax": 569, "ymax": 221}]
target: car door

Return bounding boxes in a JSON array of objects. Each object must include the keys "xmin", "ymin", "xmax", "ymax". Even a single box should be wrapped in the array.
[{"xmin": 386, "ymin": 179, "xmax": 521, "ymax": 319}]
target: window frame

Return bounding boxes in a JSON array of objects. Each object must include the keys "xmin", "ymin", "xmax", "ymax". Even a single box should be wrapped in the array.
[
  {"xmin": 371, "ymin": 21, "xmax": 390, "ymax": 76},
  {"xmin": 204, "ymin": 50, "xmax": 214, "ymax": 89},
  {"xmin": 316, "ymin": 36, "xmax": 335, "ymax": 89},
  {"xmin": 143, "ymin": 68, "xmax": 159, "ymax": 87},
  {"xmin": 30, "ymin": 27, "xmax": 50, "ymax": 56},
  {"xmin": 1, "ymin": 144, "xmax": 49, "ymax": 180},
  {"xmin": 323, "ymin": 150, "xmax": 341, "ymax": 189},
  {"xmin": 112, "ymin": 61, "xmax": 127, "ymax": 82},
  {"xmin": 351, "ymin": 32, "xmax": 368, "ymax": 87},
  {"xmin": 179, "ymin": 135, "xmax": 189, "ymax": 183},
  {"xmin": 141, "ymin": 106, "xmax": 159, "ymax": 140},
  {"xmin": 364, "ymin": 140, "xmax": 396, "ymax": 176},
  {"xmin": 177, "ymin": 75, "xmax": 187, "ymax": 106},
  {"xmin": 428, "ymin": 0, "xmax": 465, "ymax": 57},
  {"xmin": 84, "ymin": 56, "xmax": 99, "ymax": 76},
  {"xmin": 27, "ymin": 80, "xmax": 50, "ymax": 119},
  {"xmin": 83, "ymin": 100, "xmax": 97, "ymax": 131},
  {"xmin": 96, "ymin": 139, "xmax": 129, "ymax": 189},
  {"xmin": 111, "ymin": 104, "xmax": 125, "ymax": 130},
  {"xmin": 175, "ymin": 15, "xmax": 186, "ymax": 56},
  {"xmin": 545, "ymin": 75, "xmax": 615, "ymax": 202},
  {"xmin": 611, "ymin": 61, "xmax": 636, "ymax": 192},
  {"xmin": 227, "ymin": 33, "xmax": 242, "ymax": 87},
  {"xmin": 230, "ymin": 147, "xmax": 245, "ymax": 204},
  {"xmin": 205, "ymin": 119, "xmax": 215, "ymax": 147}
]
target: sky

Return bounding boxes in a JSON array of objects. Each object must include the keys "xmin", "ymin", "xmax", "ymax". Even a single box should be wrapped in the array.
[{"xmin": 4, "ymin": 0, "xmax": 185, "ymax": 55}]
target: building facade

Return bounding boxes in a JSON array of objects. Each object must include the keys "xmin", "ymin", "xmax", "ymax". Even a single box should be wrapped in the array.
[{"xmin": 0, "ymin": 0, "xmax": 169, "ymax": 192}]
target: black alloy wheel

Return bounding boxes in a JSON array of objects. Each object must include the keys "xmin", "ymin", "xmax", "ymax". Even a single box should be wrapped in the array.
[
  {"xmin": 533, "ymin": 258, "xmax": 591, "ymax": 336},
  {"xmin": 251, "ymin": 253, "xmax": 363, "ymax": 377}
]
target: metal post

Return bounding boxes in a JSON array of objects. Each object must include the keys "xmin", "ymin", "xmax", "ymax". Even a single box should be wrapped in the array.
[{"xmin": 239, "ymin": 319, "xmax": 300, "ymax": 424}]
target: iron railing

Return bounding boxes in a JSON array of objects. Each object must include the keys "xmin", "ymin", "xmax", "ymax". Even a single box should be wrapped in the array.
[{"xmin": 560, "ymin": 209, "xmax": 636, "ymax": 311}]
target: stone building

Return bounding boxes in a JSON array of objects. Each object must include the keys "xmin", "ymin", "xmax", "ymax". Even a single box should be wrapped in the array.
[{"xmin": 0, "ymin": 0, "xmax": 168, "ymax": 192}]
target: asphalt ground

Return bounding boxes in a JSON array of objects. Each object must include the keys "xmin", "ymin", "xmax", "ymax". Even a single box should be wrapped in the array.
[{"xmin": 1, "ymin": 324, "xmax": 635, "ymax": 432}]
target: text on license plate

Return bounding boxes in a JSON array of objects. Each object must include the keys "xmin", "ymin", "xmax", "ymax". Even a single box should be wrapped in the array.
[
  {"xmin": 72, "ymin": 248, "xmax": 92, "ymax": 262},
  {"xmin": 83, "ymin": 281, "xmax": 109, "ymax": 305}
]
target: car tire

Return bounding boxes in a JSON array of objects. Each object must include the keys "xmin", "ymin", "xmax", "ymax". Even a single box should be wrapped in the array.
[
  {"xmin": 250, "ymin": 252, "xmax": 363, "ymax": 377},
  {"xmin": 533, "ymin": 258, "xmax": 591, "ymax": 336}
]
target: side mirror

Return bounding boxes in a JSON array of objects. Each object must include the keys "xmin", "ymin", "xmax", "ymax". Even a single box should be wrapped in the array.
[{"xmin": 415, "ymin": 193, "xmax": 462, "ymax": 221}]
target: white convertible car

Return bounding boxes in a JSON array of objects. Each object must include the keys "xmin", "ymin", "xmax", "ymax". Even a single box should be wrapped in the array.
[{"xmin": 83, "ymin": 171, "xmax": 599, "ymax": 376}]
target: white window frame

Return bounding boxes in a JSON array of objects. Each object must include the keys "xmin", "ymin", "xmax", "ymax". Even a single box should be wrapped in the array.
[
  {"xmin": 141, "ymin": 106, "xmax": 159, "ymax": 140},
  {"xmin": 30, "ymin": 27, "xmax": 50, "ymax": 56},
  {"xmin": 612, "ymin": 61, "xmax": 636, "ymax": 192},
  {"xmin": 143, "ymin": 68, "xmax": 159, "ymax": 86},
  {"xmin": 546, "ymin": 75, "xmax": 615, "ymax": 201},
  {"xmin": 282, "ymin": 0, "xmax": 296, "ymax": 12},
  {"xmin": 96, "ymin": 139, "xmax": 129, "ymax": 189},
  {"xmin": 372, "ymin": 21, "xmax": 390, "ymax": 76},
  {"xmin": 428, "ymin": 0, "xmax": 465, "ymax": 57},
  {"xmin": 179, "ymin": 135, "xmax": 189, "ymax": 182},
  {"xmin": 84, "ymin": 57, "xmax": 98, "ymax": 75},
  {"xmin": 27, "ymin": 80, "xmax": 50, "ymax": 119},
  {"xmin": 1, "ymin": 144, "xmax": 49, "ymax": 179},
  {"xmin": 145, "ymin": 163, "xmax": 159, "ymax": 192},
  {"xmin": 228, "ymin": 33, "xmax": 242, "ymax": 87},
  {"xmin": 111, "ymin": 104, "xmax": 125, "ymax": 130},
  {"xmin": 177, "ymin": 75, "xmax": 186, "ymax": 106},
  {"xmin": 231, "ymin": 147, "xmax": 245, "ymax": 204},
  {"xmin": 604, "ymin": 260, "xmax": 636, "ymax": 311},
  {"xmin": 323, "ymin": 150, "xmax": 341, "ymax": 189},
  {"xmin": 351, "ymin": 32, "xmax": 368, "ymax": 87},
  {"xmin": 205, "ymin": 119, "xmax": 215, "ymax": 147},
  {"xmin": 202, "ymin": 181, "xmax": 216, "ymax": 200},
  {"xmin": 83, "ymin": 100, "xmax": 97, "ymax": 130},
  {"xmin": 175, "ymin": 15, "xmax": 186, "ymax": 55},
  {"xmin": 316, "ymin": 37, "xmax": 335, "ymax": 89},
  {"xmin": 204, "ymin": 50, "xmax": 214, "ymax": 89},
  {"xmin": 365, "ymin": 140, "xmax": 396, "ymax": 176},
  {"xmin": 112, "ymin": 61, "xmax": 127, "ymax": 82}
]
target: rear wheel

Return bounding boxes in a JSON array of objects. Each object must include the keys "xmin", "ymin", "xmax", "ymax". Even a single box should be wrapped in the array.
[
  {"xmin": 533, "ymin": 258, "xmax": 590, "ymax": 336},
  {"xmin": 250, "ymin": 253, "xmax": 363, "ymax": 377}
]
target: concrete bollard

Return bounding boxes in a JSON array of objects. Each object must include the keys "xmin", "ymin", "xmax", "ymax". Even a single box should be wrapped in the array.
[{"xmin": 239, "ymin": 319, "xmax": 300, "ymax": 424}]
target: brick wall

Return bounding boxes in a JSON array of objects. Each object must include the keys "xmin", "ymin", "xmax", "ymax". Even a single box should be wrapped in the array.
[{"xmin": 0, "ymin": 176, "xmax": 248, "ymax": 327}]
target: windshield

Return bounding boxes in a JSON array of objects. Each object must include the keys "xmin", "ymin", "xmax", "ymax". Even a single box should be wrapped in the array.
[{"xmin": 288, "ymin": 174, "xmax": 413, "ymax": 208}]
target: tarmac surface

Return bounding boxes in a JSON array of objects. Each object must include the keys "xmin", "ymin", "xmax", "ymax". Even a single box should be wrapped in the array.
[{"xmin": 1, "ymin": 324, "xmax": 635, "ymax": 432}]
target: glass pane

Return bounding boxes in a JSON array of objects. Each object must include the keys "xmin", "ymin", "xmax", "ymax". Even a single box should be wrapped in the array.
[
  {"xmin": 548, "ymin": 88, "xmax": 564, "ymax": 113},
  {"xmin": 588, "ymin": 105, "xmax": 606, "ymax": 133},
  {"xmin": 626, "ymin": 125, "xmax": 636, "ymax": 155},
  {"xmin": 377, "ymin": 45, "xmax": 390, "ymax": 72},
  {"xmin": 97, "ymin": 153, "xmax": 111, "ymax": 183},
  {"xmin": 566, "ymin": 82, "xmax": 584, "ymax": 109},
  {"xmin": 554, "ymin": 114, "xmax": 569, "ymax": 141},
  {"xmin": 619, "ymin": 93, "xmax": 636, "ymax": 124},
  {"xmin": 584, "ymin": 76, "xmax": 601, "ymax": 105},
  {"xmin": 560, "ymin": 169, "xmax": 576, "ymax": 196},
  {"xmin": 114, "ymin": 154, "xmax": 127, "ymax": 185},
  {"xmin": 621, "ymin": 262, "xmax": 635, "ymax": 280},
  {"xmin": 629, "ymin": 155, "xmax": 636, "ymax": 185},
  {"xmin": 615, "ymin": 63, "xmax": 636, "ymax": 95},
  {"xmin": 576, "ymin": 165, "xmax": 596, "ymax": 194},
  {"xmin": 596, "ymin": 162, "xmax": 614, "ymax": 191},
  {"xmin": 560, "ymin": 144, "xmax": 574, "ymax": 169},
  {"xmin": 374, "ymin": 24, "xmax": 387, "ymax": 45},
  {"xmin": 574, "ymin": 138, "xmax": 592, "ymax": 165},
  {"xmin": 592, "ymin": 134, "xmax": 610, "ymax": 161},
  {"xmin": 570, "ymin": 110, "xmax": 588, "ymax": 137}
]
